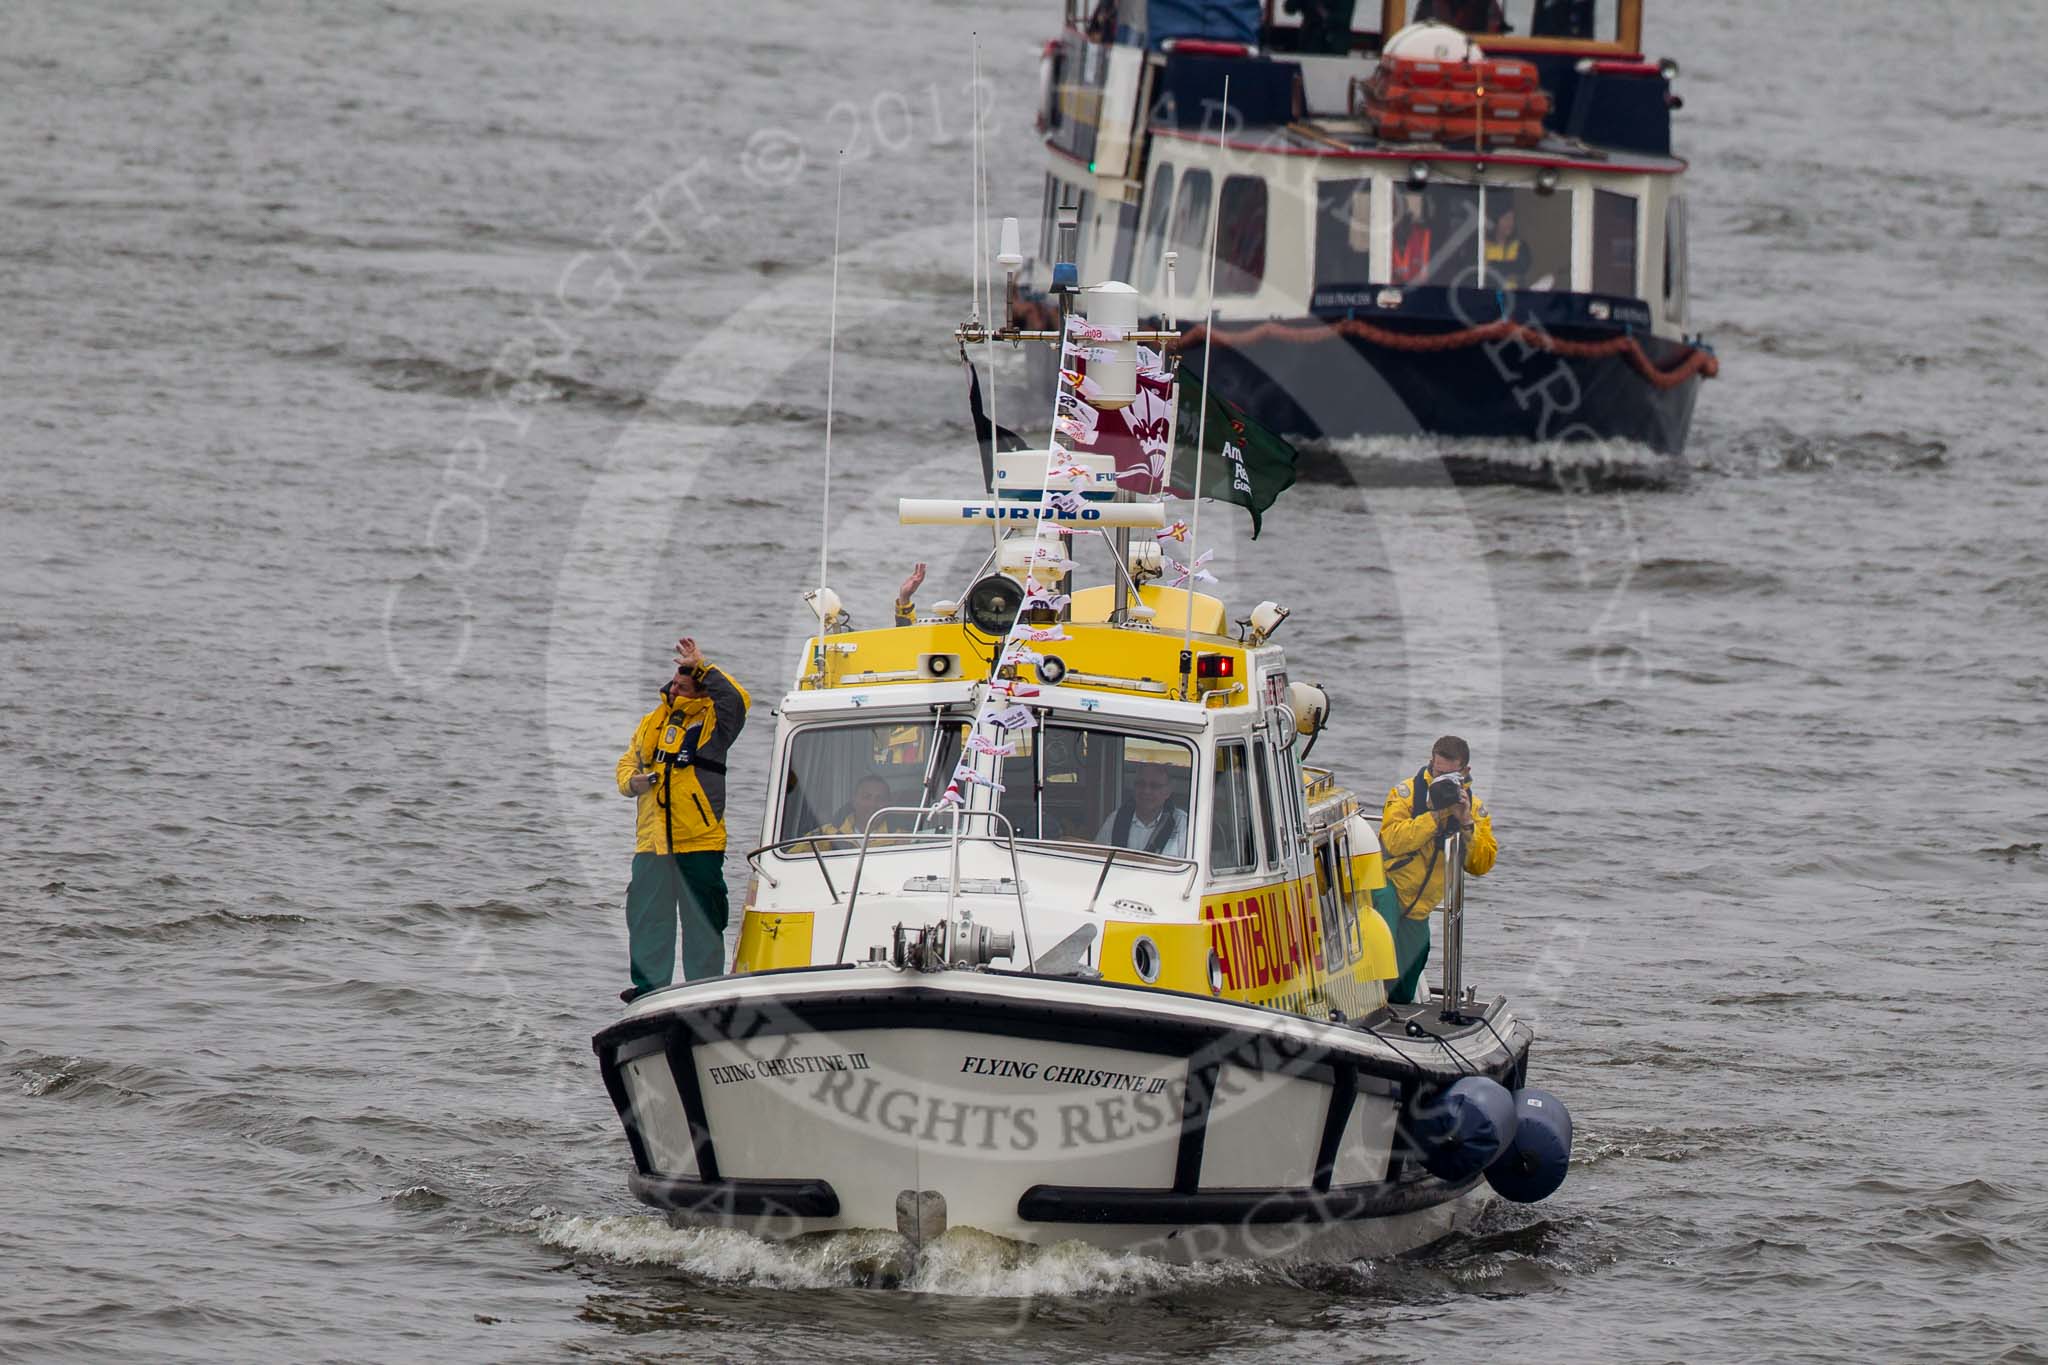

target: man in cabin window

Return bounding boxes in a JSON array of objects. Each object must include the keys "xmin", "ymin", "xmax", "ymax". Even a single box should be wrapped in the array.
[
  {"xmin": 1373, "ymin": 735, "xmax": 1497, "ymax": 1004},
  {"xmin": 616, "ymin": 637, "xmax": 751, "ymax": 1002},
  {"xmin": 1485, "ymin": 205, "xmax": 1529, "ymax": 289},
  {"xmin": 1413, "ymin": 0, "xmax": 1506, "ymax": 34},
  {"xmin": 1095, "ymin": 762, "xmax": 1189, "ymax": 857},
  {"xmin": 806, "ymin": 774, "xmax": 898, "ymax": 850}
]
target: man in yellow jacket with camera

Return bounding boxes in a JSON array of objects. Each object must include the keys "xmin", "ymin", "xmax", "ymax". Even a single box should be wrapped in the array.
[
  {"xmin": 1373, "ymin": 735, "xmax": 1498, "ymax": 1004},
  {"xmin": 616, "ymin": 637, "xmax": 751, "ymax": 1001}
]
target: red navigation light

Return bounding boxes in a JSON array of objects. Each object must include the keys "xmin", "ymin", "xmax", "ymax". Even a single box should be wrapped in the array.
[{"xmin": 1195, "ymin": 653, "xmax": 1234, "ymax": 680}]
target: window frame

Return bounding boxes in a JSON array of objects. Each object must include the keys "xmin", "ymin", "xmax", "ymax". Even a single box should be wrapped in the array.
[
  {"xmin": 771, "ymin": 714, "xmax": 968, "ymax": 854},
  {"xmin": 1137, "ymin": 162, "xmax": 1177, "ymax": 297},
  {"xmin": 1215, "ymin": 174, "xmax": 1268, "ymax": 297},
  {"xmin": 1169, "ymin": 168, "xmax": 1214, "ymax": 298},
  {"xmin": 1029, "ymin": 720, "xmax": 1198, "ymax": 855},
  {"xmin": 1209, "ymin": 739, "xmax": 1258, "ymax": 876},
  {"xmin": 1593, "ymin": 187, "xmax": 1640, "ymax": 299},
  {"xmin": 1313, "ymin": 176, "xmax": 1374, "ymax": 291},
  {"xmin": 1250, "ymin": 737, "xmax": 1281, "ymax": 870}
]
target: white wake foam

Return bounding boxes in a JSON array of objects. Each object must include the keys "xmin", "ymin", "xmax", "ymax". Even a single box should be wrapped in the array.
[{"xmin": 534, "ymin": 1214, "xmax": 1260, "ymax": 1297}]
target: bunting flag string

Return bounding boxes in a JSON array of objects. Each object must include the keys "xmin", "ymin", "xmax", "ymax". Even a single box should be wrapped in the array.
[
  {"xmin": 1165, "ymin": 548, "xmax": 1218, "ymax": 588},
  {"xmin": 937, "ymin": 312, "xmax": 1222, "ymax": 810}
]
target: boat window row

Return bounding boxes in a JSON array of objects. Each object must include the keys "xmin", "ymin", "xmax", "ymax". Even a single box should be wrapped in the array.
[
  {"xmin": 1405, "ymin": 0, "xmax": 1620, "ymax": 42},
  {"xmin": 1209, "ymin": 735, "xmax": 1308, "ymax": 878},
  {"xmin": 1136, "ymin": 167, "xmax": 1270, "ymax": 299},
  {"xmin": 1136, "ymin": 165, "xmax": 1645, "ymax": 300},
  {"xmin": 776, "ymin": 716, "xmax": 1197, "ymax": 857},
  {"xmin": 1078, "ymin": 0, "xmax": 1629, "ymax": 48},
  {"xmin": 774, "ymin": 714, "xmax": 1316, "ymax": 874}
]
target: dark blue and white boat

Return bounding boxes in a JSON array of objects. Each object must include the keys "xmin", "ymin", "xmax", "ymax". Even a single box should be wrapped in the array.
[{"xmin": 1018, "ymin": 0, "xmax": 1714, "ymax": 473}]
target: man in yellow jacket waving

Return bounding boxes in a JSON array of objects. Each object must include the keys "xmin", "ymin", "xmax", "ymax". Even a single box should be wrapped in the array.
[
  {"xmin": 617, "ymin": 637, "xmax": 751, "ymax": 1001},
  {"xmin": 1373, "ymin": 735, "xmax": 1498, "ymax": 1004}
]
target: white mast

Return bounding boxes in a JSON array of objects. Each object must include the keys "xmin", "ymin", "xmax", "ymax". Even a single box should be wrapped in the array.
[
  {"xmin": 1180, "ymin": 77, "xmax": 1230, "ymax": 682},
  {"xmin": 818, "ymin": 151, "xmax": 844, "ymax": 615}
]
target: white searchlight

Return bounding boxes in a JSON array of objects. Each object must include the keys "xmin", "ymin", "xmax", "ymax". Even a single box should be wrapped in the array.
[{"xmin": 1081, "ymin": 281, "xmax": 1140, "ymax": 411}]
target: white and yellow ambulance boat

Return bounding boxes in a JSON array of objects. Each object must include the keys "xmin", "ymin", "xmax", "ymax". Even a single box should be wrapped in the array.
[{"xmin": 591, "ymin": 290, "xmax": 1571, "ymax": 1265}]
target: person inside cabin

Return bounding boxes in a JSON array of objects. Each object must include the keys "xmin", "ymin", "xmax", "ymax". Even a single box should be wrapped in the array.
[
  {"xmin": 1530, "ymin": 0, "xmax": 1596, "ymax": 39},
  {"xmin": 1372, "ymin": 735, "xmax": 1497, "ymax": 1004},
  {"xmin": 1391, "ymin": 191, "xmax": 1434, "ymax": 285},
  {"xmin": 1095, "ymin": 762, "xmax": 1189, "ymax": 857},
  {"xmin": 807, "ymin": 774, "xmax": 898, "ymax": 849},
  {"xmin": 1284, "ymin": 0, "xmax": 1358, "ymax": 56},
  {"xmin": 1412, "ymin": 0, "xmax": 1506, "ymax": 34},
  {"xmin": 1084, "ymin": 0, "xmax": 1119, "ymax": 45},
  {"xmin": 1485, "ymin": 206, "xmax": 1529, "ymax": 289}
]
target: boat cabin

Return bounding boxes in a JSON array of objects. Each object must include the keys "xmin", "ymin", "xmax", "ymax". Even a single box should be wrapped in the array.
[
  {"xmin": 1030, "ymin": 0, "xmax": 1689, "ymax": 340},
  {"xmin": 736, "ymin": 601, "xmax": 1396, "ymax": 1020}
]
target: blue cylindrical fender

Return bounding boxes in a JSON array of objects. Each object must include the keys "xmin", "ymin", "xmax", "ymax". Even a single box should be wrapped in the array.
[
  {"xmin": 1413, "ymin": 1076, "xmax": 1519, "ymax": 1182},
  {"xmin": 1484, "ymin": 1087, "xmax": 1573, "ymax": 1203}
]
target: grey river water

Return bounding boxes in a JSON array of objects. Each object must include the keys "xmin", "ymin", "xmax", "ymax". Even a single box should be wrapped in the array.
[{"xmin": 3, "ymin": 1, "xmax": 2046, "ymax": 1361}]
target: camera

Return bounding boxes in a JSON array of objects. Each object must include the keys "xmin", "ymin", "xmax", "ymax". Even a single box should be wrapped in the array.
[{"xmin": 1426, "ymin": 770, "xmax": 1468, "ymax": 812}]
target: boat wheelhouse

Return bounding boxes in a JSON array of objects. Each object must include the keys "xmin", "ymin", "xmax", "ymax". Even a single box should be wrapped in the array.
[{"xmin": 1021, "ymin": 0, "xmax": 1713, "ymax": 465}]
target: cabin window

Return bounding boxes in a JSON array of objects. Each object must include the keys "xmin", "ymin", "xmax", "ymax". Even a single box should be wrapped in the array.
[
  {"xmin": 1169, "ymin": 169, "xmax": 1213, "ymax": 296},
  {"xmin": 1593, "ymin": 188, "xmax": 1639, "ymax": 297},
  {"xmin": 1315, "ymin": 836, "xmax": 1363, "ymax": 973},
  {"xmin": 775, "ymin": 718, "xmax": 963, "ymax": 848},
  {"xmin": 1215, "ymin": 176, "xmax": 1267, "ymax": 295},
  {"xmin": 1137, "ymin": 163, "xmax": 1176, "ymax": 297},
  {"xmin": 1663, "ymin": 193, "xmax": 1689, "ymax": 321},
  {"xmin": 1389, "ymin": 182, "xmax": 1478, "ymax": 286},
  {"xmin": 1250, "ymin": 739, "xmax": 1280, "ymax": 869},
  {"xmin": 1483, "ymin": 186, "xmax": 1571, "ymax": 292},
  {"xmin": 1046, "ymin": 726, "xmax": 1194, "ymax": 856},
  {"xmin": 1313, "ymin": 178, "xmax": 1373, "ymax": 289},
  {"xmin": 1331, "ymin": 829, "xmax": 1365, "ymax": 969},
  {"xmin": 1210, "ymin": 741, "xmax": 1257, "ymax": 874},
  {"xmin": 1410, "ymin": 1, "xmax": 1617, "ymax": 42},
  {"xmin": 1387, "ymin": 182, "xmax": 1568, "ymax": 291}
]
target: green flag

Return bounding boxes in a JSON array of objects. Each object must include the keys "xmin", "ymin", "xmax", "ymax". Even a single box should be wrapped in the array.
[{"xmin": 1167, "ymin": 364, "xmax": 1300, "ymax": 540}]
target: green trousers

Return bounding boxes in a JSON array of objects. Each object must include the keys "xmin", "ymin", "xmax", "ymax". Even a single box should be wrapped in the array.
[
  {"xmin": 626, "ymin": 851, "xmax": 731, "ymax": 990},
  {"xmin": 1372, "ymin": 884, "xmax": 1433, "ymax": 1005}
]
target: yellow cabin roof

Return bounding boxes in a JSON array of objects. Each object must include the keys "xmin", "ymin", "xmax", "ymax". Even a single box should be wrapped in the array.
[
  {"xmin": 799, "ymin": 615, "xmax": 1251, "ymax": 705},
  {"xmin": 1070, "ymin": 585, "xmax": 1226, "ymax": 636}
]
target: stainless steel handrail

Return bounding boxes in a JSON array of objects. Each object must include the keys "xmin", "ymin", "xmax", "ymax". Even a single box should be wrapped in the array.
[
  {"xmin": 1440, "ymin": 827, "xmax": 1466, "ymax": 1017},
  {"xmin": 829, "ymin": 805, "xmax": 1038, "ymax": 966}
]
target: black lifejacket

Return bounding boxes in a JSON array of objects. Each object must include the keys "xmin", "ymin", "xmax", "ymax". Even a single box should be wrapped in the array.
[{"xmin": 1111, "ymin": 800, "xmax": 1182, "ymax": 855}]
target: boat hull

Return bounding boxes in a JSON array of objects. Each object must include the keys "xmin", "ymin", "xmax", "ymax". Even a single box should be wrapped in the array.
[
  {"xmin": 1019, "ymin": 303, "xmax": 1704, "ymax": 479},
  {"xmin": 1198, "ymin": 324, "xmax": 1702, "ymax": 468},
  {"xmin": 594, "ymin": 967, "xmax": 1530, "ymax": 1263}
]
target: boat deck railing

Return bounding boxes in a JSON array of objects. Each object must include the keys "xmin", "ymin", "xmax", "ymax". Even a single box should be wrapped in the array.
[{"xmin": 750, "ymin": 803, "xmax": 1202, "ymax": 968}]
